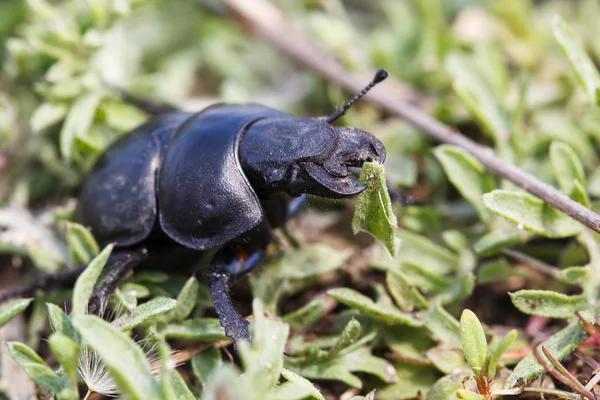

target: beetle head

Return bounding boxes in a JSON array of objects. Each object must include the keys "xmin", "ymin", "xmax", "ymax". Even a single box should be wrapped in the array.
[
  {"xmin": 240, "ymin": 117, "xmax": 386, "ymax": 199},
  {"xmin": 289, "ymin": 124, "xmax": 386, "ymax": 198},
  {"xmin": 240, "ymin": 69, "xmax": 388, "ymax": 199}
]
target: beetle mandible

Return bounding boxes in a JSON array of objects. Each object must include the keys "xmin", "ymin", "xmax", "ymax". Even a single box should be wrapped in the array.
[{"xmin": 0, "ymin": 70, "xmax": 388, "ymax": 350}]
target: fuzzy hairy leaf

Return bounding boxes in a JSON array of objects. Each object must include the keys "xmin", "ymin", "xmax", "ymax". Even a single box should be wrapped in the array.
[
  {"xmin": 239, "ymin": 299, "xmax": 289, "ymax": 395},
  {"xmin": 505, "ymin": 320, "xmax": 588, "ymax": 388},
  {"xmin": 509, "ymin": 290, "xmax": 589, "ymax": 318},
  {"xmin": 60, "ymin": 92, "xmax": 102, "ymax": 161},
  {"xmin": 553, "ymin": 15, "xmax": 600, "ymax": 106},
  {"xmin": 161, "ymin": 318, "xmax": 228, "ymax": 341},
  {"xmin": 482, "ymin": 190, "xmax": 581, "ymax": 238},
  {"xmin": 352, "ymin": 161, "xmax": 398, "ymax": 257},
  {"xmin": 281, "ymin": 298, "xmax": 327, "ymax": 330},
  {"xmin": 278, "ymin": 369, "xmax": 325, "ymax": 400},
  {"xmin": 423, "ymin": 305, "xmax": 462, "ymax": 348},
  {"xmin": 486, "ymin": 329, "xmax": 517, "ymax": 378},
  {"xmin": 166, "ymin": 276, "xmax": 199, "ymax": 322},
  {"xmin": 120, "ymin": 297, "xmax": 177, "ymax": 331},
  {"xmin": 72, "ymin": 244, "xmax": 114, "ymax": 315},
  {"xmin": 434, "ymin": 145, "xmax": 495, "ymax": 223},
  {"xmin": 7, "ymin": 342, "xmax": 70, "ymax": 394},
  {"xmin": 459, "ymin": 310, "xmax": 487, "ymax": 376},
  {"xmin": 549, "ymin": 141, "xmax": 586, "ymax": 195},
  {"xmin": 47, "ymin": 303, "xmax": 77, "ymax": 342},
  {"xmin": 0, "ymin": 298, "xmax": 32, "ymax": 329},
  {"xmin": 64, "ymin": 222, "xmax": 99, "ymax": 265},
  {"xmin": 328, "ymin": 288, "xmax": 421, "ymax": 326},
  {"xmin": 371, "ymin": 229, "xmax": 459, "ymax": 275},
  {"xmin": 192, "ymin": 346, "xmax": 223, "ymax": 386},
  {"xmin": 48, "ymin": 333, "xmax": 79, "ymax": 383},
  {"xmin": 446, "ymin": 53, "xmax": 509, "ymax": 144}
]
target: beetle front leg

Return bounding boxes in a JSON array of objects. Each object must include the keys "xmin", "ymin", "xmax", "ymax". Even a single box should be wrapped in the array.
[
  {"xmin": 88, "ymin": 247, "xmax": 149, "ymax": 315},
  {"xmin": 208, "ymin": 250, "xmax": 263, "ymax": 351}
]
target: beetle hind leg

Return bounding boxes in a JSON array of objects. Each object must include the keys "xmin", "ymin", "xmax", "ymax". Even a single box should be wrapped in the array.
[{"xmin": 87, "ymin": 247, "xmax": 149, "ymax": 315}]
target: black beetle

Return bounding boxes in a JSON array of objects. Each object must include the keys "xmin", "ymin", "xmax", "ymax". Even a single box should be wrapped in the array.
[{"xmin": 0, "ymin": 70, "xmax": 388, "ymax": 349}]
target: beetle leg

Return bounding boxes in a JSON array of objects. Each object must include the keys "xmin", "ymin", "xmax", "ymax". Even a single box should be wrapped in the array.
[
  {"xmin": 87, "ymin": 247, "xmax": 149, "ymax": 315},
  {"xmin": 208, "ymin": 250, "xmax": 263, "ymax": 351},
  {"xmin": 279, "ymin": 194, "xmax": 307, "ymax": 249},
  {"xmin": 0, "ymin": 266, "xmax": 87, "ymax": 305},
  {"xmin": 287, "ymin": 194, "xmax": 308, "ymax": 219}
]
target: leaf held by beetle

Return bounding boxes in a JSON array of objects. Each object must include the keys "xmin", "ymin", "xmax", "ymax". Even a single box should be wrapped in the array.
[{"xmin": 352, "ymin": 161, "xmax": 398, "ymax": 257}]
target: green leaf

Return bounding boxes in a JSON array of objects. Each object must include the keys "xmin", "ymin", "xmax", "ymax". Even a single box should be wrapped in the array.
[
  {"xmin": 445, "ymin": 53, "xmax": 510, "ymax": 144},
  {"xmin": 423, "ymin": 305, "xmax": 462, "ymax": 348},
  {"xmin": 473, "ymin": 230, "xmax": 524, "ymax": 256},
  {"xmin": 281, "ymin": 298, "xmax": 326, "ymax": 330},
  {"xmin": 560, "ymin": 266, "xmax": 589, "ymax": 285},
  {"xmin": 549, "ymin": 142, "xmax": 586, "ymax": 195},
  {"xmin": 161, "ymin": 318, "xmax": 228, "ymax": 341},
  {"xmin": 371, "ymin": 229, "xmax": 458, "ymax": 275},
  {"xmin": 278, "ymin": 369, "xmax": 325, "ymax": 400},
  {"xmin": 64, "ymin": 222, "xmax": 99, "ymax": 265},
  {"xmin": 0, "ymin": 298, "xmax": 33, "ymax": 329},
  {"xmin": 352, "ymin": 161, "xmax": 398, "ymax": 257},
  {"xmin": 252, "ymin": 243, "xmax": 350, "ymax": 313},
  {"xmin": 459, "ymin": 310, "xmax": 488, "ymax": 377},
  {"xmin": 482, "ymin": 190, "xmax": 581, "ymax": 238},
  {"xmin": 166, "ymin": 276, "xmax": 199, "ymax": 322},
  {"xmin": 48, "ymin": 333, "xmax": 80, "ymax": 382},
  {"xmin": 329, "ymin": 319, "xmax": 361, "ymax": 356},
  {"xmin": 286, "ymin": 346, "xmax": 394, "ymax": 389},
  {"xmin": 120, "ymin": 297, "xmax": 177, "ymax": 331},
  {"xmin": 47, "ymin": 303, "xmax": 78, "ymax": 342},
  {"xmin": 73, "ymin": 315, "xmax": 162, "ymax": 400},
  {"xmin": 159, "ymin": 340, "xmax": 195, "ymax": 400},
  {"xmin": 192, "ymin": 346, "xmax": 222, "ymax": 386},
  {"xmin": 163, "ymin": 370, "xmax": 195, "ymax": 400},
  {"xmin": 486, "ymin": 329, "xmax": 517, "ymax": 378},
  {"xmin": 7, "ymin": 341, "xmax": 70, "ymax": 394},
  {"xmin": 386, "ymin": 271, "xmax": 429, "ymax": 311},
  {"xmin": 505, "ymin": 320, "xmax": 588, "ymax": 388},
  {"xmin": 427, "ymin": 347, "xmax": 468, "ymax": 374},
  {"xmin": 239, "ymin": 299, "xmax": 289, "ymax": 394},
  {"xmin": 427, "ymin": 374, "xmax": 462, "ymax": 400},
  {"xmin": 509, "ymin": 290, "xmax": 589, "ymax": 318},
  {"xmin": 552, "ymin": 15, "xmax": 600, "ymax": 106},
  {"xmin": 376, "ymin": 363, "xmax": 438, "ymax": 400},
  {"xmin": 60, "ymin": 92, "xmax": 102, "ymax": 161},
  {"xmin": 434, "ymin": 145, "xmax": 496, "ymax": 223},
  {"xmin": 72, "ymin": 243, "xmax": 114, "ymax": 316},
  {"xmin": 30, "ymin": 101, "xmax": 67, "ymax": 131},
  {"xmin": 327, "ymin": 288, "xmax": 422, "ymax": 326}
]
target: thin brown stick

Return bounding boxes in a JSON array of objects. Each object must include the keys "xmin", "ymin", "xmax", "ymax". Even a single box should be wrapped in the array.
[{"xmin": 224, "ymin": 0, "xmax": 600, "ymax": 235}]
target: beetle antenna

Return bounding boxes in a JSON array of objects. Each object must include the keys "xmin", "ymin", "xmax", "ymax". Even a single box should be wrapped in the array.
[{"xmin": 326, "ymin": 69, "xmax": 388, "ymax": 123}]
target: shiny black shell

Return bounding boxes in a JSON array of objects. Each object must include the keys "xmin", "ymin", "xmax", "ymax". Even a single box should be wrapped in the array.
[{"xmin": 76, "ymin": 104, "xmax": 290, "ymax": 251}]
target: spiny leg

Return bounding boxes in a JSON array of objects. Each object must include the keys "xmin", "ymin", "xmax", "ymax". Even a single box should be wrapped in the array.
[
  {"xmin": 87, "ymin": 247, "xmax": 148, "ymax": 315},
  {"xmin": 208, "ymin": 250, "xmax": 263, "ymax": 351}
]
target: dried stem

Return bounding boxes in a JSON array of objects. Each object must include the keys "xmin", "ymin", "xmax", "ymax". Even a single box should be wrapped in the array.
[{"xmin": 224, "ymin": 0, "xmax": 600, "ymax": 235}]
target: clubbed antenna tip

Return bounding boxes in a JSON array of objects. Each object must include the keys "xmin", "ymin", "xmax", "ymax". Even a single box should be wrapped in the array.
[
  {"xmin": 373, "ymin": 69, "xmax": 388, "ymax": 84},
  {"xmin": 327, "ymin": 68, "xmax": 389, "ymax": 123}
]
